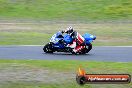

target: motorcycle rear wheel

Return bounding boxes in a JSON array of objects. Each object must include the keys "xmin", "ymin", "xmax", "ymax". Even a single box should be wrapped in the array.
[
  {"xmin": 85, "ymin": 44, "xmax": 92, "ymax": 53},
  {"xmin": 79, "ymin": 44, "xmax": 92, "ymax": 54}
]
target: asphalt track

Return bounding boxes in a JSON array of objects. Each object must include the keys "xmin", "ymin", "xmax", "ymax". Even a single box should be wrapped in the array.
[{"xmin": 0, "ymin": 46, "xmax": 132, "ymax": 62}]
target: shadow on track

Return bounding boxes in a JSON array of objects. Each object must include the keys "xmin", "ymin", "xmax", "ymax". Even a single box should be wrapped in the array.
[{"xmin": 42, "ymin": 52, "xmax": 92, "ymax": 56}]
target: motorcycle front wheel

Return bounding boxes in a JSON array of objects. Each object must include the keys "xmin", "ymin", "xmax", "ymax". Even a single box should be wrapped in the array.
[{"xmin": 43, "ymin": 43, "xmax": 54, "ymax": 53}]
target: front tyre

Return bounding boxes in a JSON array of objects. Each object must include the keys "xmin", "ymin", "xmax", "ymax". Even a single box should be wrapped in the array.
[{"xmin": 43, "ymin": 43, "xmax": 54, "ymax": 53}]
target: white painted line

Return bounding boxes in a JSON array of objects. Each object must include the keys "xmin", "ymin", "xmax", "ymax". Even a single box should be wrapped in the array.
[
  {"xmin": 96, "ymin": 46, "xmax": 132, "ymax": 47},
  {"xmin": 17, "ymin": 45, "xmax": 43, "ymax": 46},
  {"xmin": 0, "ymin": 45, "xmax": 43, "ymax": 47}
]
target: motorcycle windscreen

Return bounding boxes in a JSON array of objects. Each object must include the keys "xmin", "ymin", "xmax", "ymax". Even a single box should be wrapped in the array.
[{"xmin": 50, "ymin": 33, "xmax": 63, "ymax": 44}]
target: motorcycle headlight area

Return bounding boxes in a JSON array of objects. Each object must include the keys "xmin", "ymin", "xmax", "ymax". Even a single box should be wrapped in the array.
[{"xmin": 50, "ymin": 38, "xmax": 60, "ymax": 44}]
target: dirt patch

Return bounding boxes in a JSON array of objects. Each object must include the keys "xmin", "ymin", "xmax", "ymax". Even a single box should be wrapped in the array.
[
  {"xmin": 0, "ymin": 63, "xmax": 75, "ymax": 84},
  {"xmin": 0, "ymin": 22, "xmax": 131, "ymax": 45}
]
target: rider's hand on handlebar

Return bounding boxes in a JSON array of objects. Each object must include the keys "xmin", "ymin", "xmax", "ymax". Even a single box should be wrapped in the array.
[{"xmin": 61, "ymin": 30, "xmax": 65, "ymax": 33}]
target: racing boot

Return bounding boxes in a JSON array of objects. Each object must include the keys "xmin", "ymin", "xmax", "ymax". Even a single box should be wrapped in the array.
[{"xmin": 67, "ymin": 40, "xmax": 76, "ymax": 49}]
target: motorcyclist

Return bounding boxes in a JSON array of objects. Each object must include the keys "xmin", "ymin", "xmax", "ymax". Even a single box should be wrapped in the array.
[{"xmin": 62, "ymin": 26, "xmax": 85, "ymax": 53}]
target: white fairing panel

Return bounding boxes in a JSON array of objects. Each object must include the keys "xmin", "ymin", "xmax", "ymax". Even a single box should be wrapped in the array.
[
  {"xmin": 90, "ymin": 35, "xmax": 94, "ymax": 38},
  {"xmin": 50, "ymin": 34, "xmax": 59, "ymax": 43}
]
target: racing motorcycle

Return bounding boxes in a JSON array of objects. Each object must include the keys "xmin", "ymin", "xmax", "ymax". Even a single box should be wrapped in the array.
[{"xmin": 43, "ymin": 31, "xmax": 96, "ymax": 54}]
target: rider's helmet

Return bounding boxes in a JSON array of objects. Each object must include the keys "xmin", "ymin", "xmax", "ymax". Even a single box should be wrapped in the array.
[{"xmin": 65, "ymin": 26, "xmax": 74, "ymax": 34}]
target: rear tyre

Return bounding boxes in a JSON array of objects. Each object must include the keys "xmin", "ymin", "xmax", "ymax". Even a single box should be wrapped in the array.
[
  {"xmin": 81, "ymin": 44, "xmax": 92, "ymax": 54},
  {"xmin": 72, "ymin": 51, "xmax": 78, "ymax": 55},
  {"xmin": 86, "ymin": 44, "xmax": 92, "ymax": 53},
  {"xmin": 43, "ymin": 43, "xmax": 54, "ymax": 53}
]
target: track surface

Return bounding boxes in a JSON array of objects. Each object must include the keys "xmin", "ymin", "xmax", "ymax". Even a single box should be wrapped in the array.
[{"xmin": 0, "ymin": 46, "xmax": 132, "ymax": 62}]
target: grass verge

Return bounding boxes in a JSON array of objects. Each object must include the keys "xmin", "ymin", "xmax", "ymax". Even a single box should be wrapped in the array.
[
  {"xmin": 0, "ymin": 0, "xmax": 132, "ymax": 21},
  {"xmin": 0, "ymin": 59, "xmax": 131, "ymax": 88},
  {"xmin": 0, "ymin": 23, "xmax": 132, "ymax": 46}
]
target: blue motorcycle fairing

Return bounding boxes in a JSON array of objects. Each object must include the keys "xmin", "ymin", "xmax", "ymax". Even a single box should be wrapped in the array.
[
  {"xmin": 83, "ymin": 33, "xmax": 96, "ymax": 45},
  {"xmin": 50, "ymin": 32, "xmax": 73, "ymax": 49},
  {"xmin": 50, "ymin": 31, "xmax": 63, "ymax": 44},
  {"xmin": 53, "ymin": 43, "xmax": 65, "ymax": 48},
  {"xmin": 50, "ymin": 32, "xmax": 96, "ymax": 49},
  {"xmin": 63, "ymin": 34, "xmax": 73, "ymax": 44}
]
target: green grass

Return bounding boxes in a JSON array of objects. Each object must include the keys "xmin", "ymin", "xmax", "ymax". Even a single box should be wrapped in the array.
[
  {"xmin": 0, "ymin": 82, "xmax": 92, "ymax": 88},
  {"xmin": 0, "ymin": 32, "xmax": 52, "ymax": 45},
  {"xmin": 0, "ymin": 59, "xmax": 131, "ymax": 72},
  {"xmin": 0, "ymin": 0, "xmax": 132, "ymax": 21},
  {"xmin": 0, "ymin": 0, "xmax": 132, "ymax": 46},
  {"xmin": 0, "ymin": 23, "xmax": 131, "ymax": 45},
  {"xmin": 0, "ymin": 59, "xmax": 131, "ymax": 88}
]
